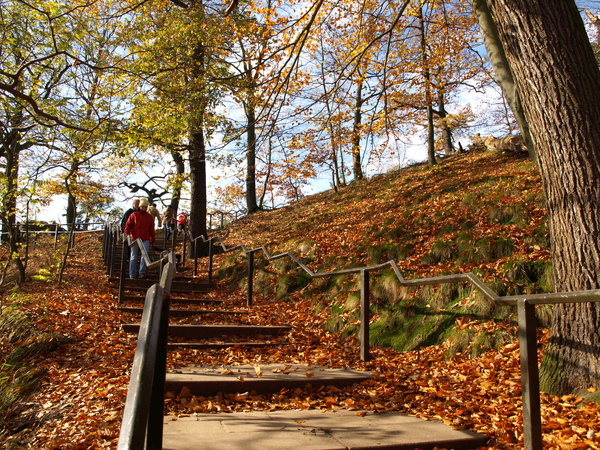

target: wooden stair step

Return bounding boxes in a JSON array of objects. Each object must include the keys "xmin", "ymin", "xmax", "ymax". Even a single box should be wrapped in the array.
[
  {"xmin": 121, "ymin": 323, "xmax": 292, "ymax": 339},
  {"xmin": 119, "ymin": 307, "xmax": 247, "ymax": 316},
  {"xmin": 119, "ymin": 295, "xmax": 223, "ymax": 305},
  {"xmin": 167, "ymin": 341, "xmax": 283, "ymax": 350},
  {"xmin": 109, "ymin": 278, "xmax": 213, "ymax": 292},
  {"xmin": 165, "ymin": 364, "xmax": 373, "ymax": 396}
]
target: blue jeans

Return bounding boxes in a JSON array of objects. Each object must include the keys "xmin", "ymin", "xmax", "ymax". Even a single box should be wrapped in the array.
[{"xmin": 129, "ymin": 239, "xmax": 150, "ymax": 278}]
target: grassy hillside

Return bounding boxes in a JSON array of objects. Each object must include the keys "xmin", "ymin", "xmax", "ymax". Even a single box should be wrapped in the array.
[{"xmin": 217, "ymin": 150, "xmax": 552, "ymax": 356}]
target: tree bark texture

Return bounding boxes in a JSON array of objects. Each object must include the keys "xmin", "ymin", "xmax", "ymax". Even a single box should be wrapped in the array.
[
  {"xmin": 486, "ymin": 0, "xmax": 600, "ymax": 395},
  {"xmin": 189, "ymin": 128, "xmax": 208, "ymax": 243},
  {"xmin": 245, "ymin": 101, "xmax": 259, "ymax": 213}
]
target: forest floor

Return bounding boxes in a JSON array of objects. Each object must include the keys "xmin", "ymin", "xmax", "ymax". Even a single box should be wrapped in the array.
[{"xmin": 2, "ymin": 150, "xmax": 600, "ymax": 449}]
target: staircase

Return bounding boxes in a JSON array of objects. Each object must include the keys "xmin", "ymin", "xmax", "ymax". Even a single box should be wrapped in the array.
[{"xmin": 106, "ymin": 226, "xmax": 488, "ymax": 449}]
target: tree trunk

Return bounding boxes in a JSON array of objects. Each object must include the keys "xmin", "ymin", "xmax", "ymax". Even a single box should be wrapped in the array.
[
  {"xmin": 66, "ymin": 192, "xmax": 77, "ymax": 229},
  {"xmin": 258, "ymin": 138, "xmax": 273, "ymax": 209},
  {"xmin": 352, "ymin": 78, "xmax": 364, "ymax": 181},
  {"xmin": 188, "ymin": 37, "xmax": 208, "ymax": 248},
  {"xmin": 3, "ymin": 135, "xmax": 24, "ymax": 283},
  {"xmin": 486, "ymin": 0, "xmax": 600, "ymax": 395},
  {"xmin": 473, "ymin": 0, "xmax": 536, "ymax": 161},
  {"xmin": 189, "ymin": 128, "xmax": 207, "ymax": 242},
  {"xmin": 418, "ymin": 7, "xmax": 436, "ymax": 168},
  {"xmin": 169, "ymin": 148, "xmax": 185, "ymax": 213},
  {"xmin": 436, "ymin": 88, "xmax": 454, "ymax": 155},
  {"xmin": 245, "ymin": 101, "xmax": 260, "ymax": 213}
]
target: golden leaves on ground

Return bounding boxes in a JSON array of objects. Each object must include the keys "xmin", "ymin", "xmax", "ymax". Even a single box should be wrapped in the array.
[{"xmin": 4, "ymin": 154, "xmax": 600, "ymax": 449}]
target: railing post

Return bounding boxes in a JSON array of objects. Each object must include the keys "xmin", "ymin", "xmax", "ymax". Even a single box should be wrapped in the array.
[
  {"xmin": 193, "ymin": 238, "xmax": 198, "ymax": 277},
  {"xmin": 111, "ymin": 229, "xmax": 119, "ymax": 278},
  {"xmin": 247, "ymin": 251, "xmax": 254, "ymax": 307},
  {"xmin": 360, "ymin": 269, "xmax": 371, "ymax": 362},
  {"xmin": 119, "ymin": 237, "xmax": 128, "ymax": 304},
  {"xmin": 105, "ymin": 227, "xmax": 112, "ymax": 273},
  {"xmin": 182, "ymin": 231, "xmax": 187, "ymax": 267},
  {"xmin": 102, "ymin": 225, "xmax": 108, "ymax": 260},
  {"xmin": 517, "ymin": 299, "xmax": 543, "ymax": 450},
  {"xmin": 54, "ymin": 223, "xmax": 59, "ymax": 250},
  {"xmin": 208, "ymin": 239, "xmax": 213, "ymax": 284}
]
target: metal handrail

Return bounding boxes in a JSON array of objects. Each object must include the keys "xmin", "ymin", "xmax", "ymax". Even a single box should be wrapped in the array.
[
  {"xmin": 117, "ymin": 256, "xmax": 176, "ymax": 450},
  {"xmin": 184, "ymin": 232, "xmax": 600, "ymax": 450}
]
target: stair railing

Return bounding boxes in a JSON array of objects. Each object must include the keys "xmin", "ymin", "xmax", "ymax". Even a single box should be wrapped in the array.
[
  {"xmin": 117, "ymin": 254, "xmax": 176, "ymax": 450},
  {"xmin": 185, "ymin": 232, "xmax": 600, "ymax": 450}
]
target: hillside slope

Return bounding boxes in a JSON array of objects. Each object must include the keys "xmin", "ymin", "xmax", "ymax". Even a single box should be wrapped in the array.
[
  {"xmin": 216, "ymin": 150, "xmax": 552, "ymax": 354},
  {"xmin": 4, "ymin": 151, "xmax": 600, "ymax": 450}
]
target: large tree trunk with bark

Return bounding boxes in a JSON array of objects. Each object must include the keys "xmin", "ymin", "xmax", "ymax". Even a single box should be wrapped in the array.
[
  {"xmin": 486, "ymin": 0, "xmax": 600, "ymax": 395},
  {"xmin": 189, "ymin": 128, "xmax": 208, "ymax": 243}
]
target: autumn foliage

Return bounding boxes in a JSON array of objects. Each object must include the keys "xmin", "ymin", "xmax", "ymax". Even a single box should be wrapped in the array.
[{"xmin": 2, "ymin": 151, "xmax": 600, "ymax": 449}]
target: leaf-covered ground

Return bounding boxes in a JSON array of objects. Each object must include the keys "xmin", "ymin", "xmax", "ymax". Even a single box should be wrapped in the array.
[{"xmin": 2, "ymin": 151, "xmax": 600, "ymax": 449}]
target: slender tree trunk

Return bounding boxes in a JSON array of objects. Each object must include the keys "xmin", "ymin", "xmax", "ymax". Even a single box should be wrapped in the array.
[
  {"xmin": 418, "ymin": 7, "xmax": 436, "ymax": 168},
  {"xmin": 169, "ymin": 148, "xmax": 185, "ymax": 213},
  {"xmin": 436, "ymin": 88, "xmax": 454, "ymax": 155},
  {"xmin": 339, "ymin": 145, "xmax": 347, "ymax": 186},
  {"xmin": 486, "ymin": 0, "xmax": 600, "ymax": 395},
  {"xmin": 66, "ymin": 192, "xmax": 77, "ymax": 229},
  {"xmin": 3, "ymin": 138, "xmax": 24, "ymax": 283},
  {"xmin": 245, "ymin": 101, "xmax": 259, "ymax": 213},
  {"xmin": 258, "ymin": 138, "xmax": 273, "ymax": 209},
  {"xmin": 473, "ymin": 0, "xmax": 536, "ymax": 161},
  {"xmin": 352, "ymin": 79, "xmax": 364, "ymax": 180}
]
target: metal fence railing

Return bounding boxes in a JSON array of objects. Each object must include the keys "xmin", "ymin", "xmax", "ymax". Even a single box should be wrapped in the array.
[
  {"xmin": 108, "ymin": 222, "xmax": 597, "ymax": 450},
  {"xmin": 183, "ymin": 233, "xmax": 599, "ymax": 450}
]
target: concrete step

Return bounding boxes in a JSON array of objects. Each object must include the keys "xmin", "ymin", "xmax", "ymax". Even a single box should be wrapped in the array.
[
  {"xmin": 121, "ymin": 324, "xmax": 292, "ymax": 339},
  {"xmin": 162, "ymin": 409, "xmax": 488, "ymax": 450},
  {"xmin": 165, "ymin": 364, "xmax": 372, "ymax": 397}
]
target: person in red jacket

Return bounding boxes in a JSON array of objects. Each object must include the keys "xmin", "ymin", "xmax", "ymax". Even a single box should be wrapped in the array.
[{"xmin": 124, "ymin": 198, "xmax": 156, "ymax": 279}]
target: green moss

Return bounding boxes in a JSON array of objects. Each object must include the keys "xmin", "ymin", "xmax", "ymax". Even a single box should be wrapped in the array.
[
  {"xmin": 492, "ymin": 237, "xmax": 515, "ymax": 259},
  {"xmin": 444, "ymin": 328, "xmax": 477, "ymax": 359},
  {"xmin": 437, "ymin": 224, "xmax": 458, "ymax": 237},
  {"xmin": 502, "ymin": 259, "xmax": 554, "ymax": 294},
  {"xmin": 421, "ymin": 240, "xmax": 457, "ymax": 264}
]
